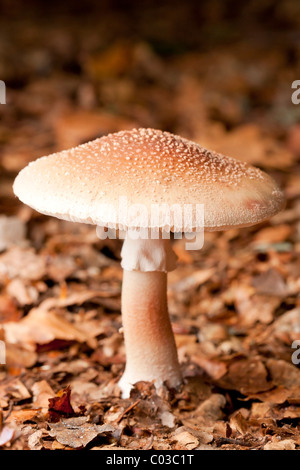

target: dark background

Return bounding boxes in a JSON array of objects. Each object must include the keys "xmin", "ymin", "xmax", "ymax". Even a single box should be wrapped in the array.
[{"xmin": 1, "ymin": 0, "xmax": 300, "ymax": 213}]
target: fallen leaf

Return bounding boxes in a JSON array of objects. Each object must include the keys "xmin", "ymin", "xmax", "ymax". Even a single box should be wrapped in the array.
[
  {"xmin": 48, "ymin": 416, "xmax": 114, "ymax": 448},
  {"xmin": 251, "ymin": 402, "xmax": 274, "ymax": 421},
  {"xmin": 4, "ymin": 308, "xmax": 90, "ymax": 350},
  {"xmin": 285, "ymin": 174, "xmax": 300, "ymax": 199},
  {"xmin": 286, "ymin": 123, "xmax": 300, "ymax": 158},
  {"xmin": 48, "ymin": 386, "xmax": 75, "ymax": 423},
  {"xmin": 46, "ymin": 255, "xmax": 78, "ymax": 283},
  {"xmin": 170, "ymin": 268, "xmax": 215, "ymax": 292},
  {"xmin": 193, "ymin": 394, "xmax": 226, "ymax": 425},
  {"xmin": 0, "ymin": 295, "xmax": 21, "ymax": 323},
  {"xmin": 28, "ymin": 430, "xmax": 43, "ymax": 450},
  {"xmin": 245, "ymin": 386, "xmax": 292, "ymax": 405},
  {"xmin": 37, "ymin": 289, "xmax": 120, "ymax": 309},
  {"xmin": 0, "ymin": 425, "xmax": 15, "ymax": 447},
  {"xmin": 158, "ymin": 410, "xmax": 176, "ymax": 428},
  {"xmin": 0, "ymin": 216, "xmax": 26, "ymax": 251},
  {"xmin": 251, "ymin": 268, "xmax": 288, "ymax": 296},
  {"xmin": 54, "ymin": 109, "xmax": 136, "ymax": 150},
  {"xmin": 253, "ymin": 224, "xmax": 292, "ymax": 244},
  {"xmin": 264, "ymin": 439, "xmax": 296, "ymax": 450},
  {"xmin": 198, "ymin": 123, "xmax": 295, "ymax": 169},
  {"xmin": 0, "ymin": 378, "xmax": 31, "ymax": 402},
  {"xmin": 266, "ymin": 359, "xmax": 300, "ymax": 388},
  {"xmin": 5, "ymin": 342, "xmax": 37, "ymax": 368},
  {"xmin": 191, "ymin": 355, "xmax": 227, "ymax": 380},
  {"xmin": 172, "ymin": 430, "xmax": 199, "ymax": 450},
  {"xmin": 6, "ymin": 279, "xmax": 39, "ymax": 306},
  {"xmin": 272, "ymin": 308, "xmax": 300, "ymax": 343},
  {"xmin": 229, "ymin": 411, "xmax": 249, "ymax": 436},
  {"xmin": 32, "ymin": 380, "xmax": 55, "ymax": 412},
  {"xmin": 6, "ymin": 409, "xmax": 41, "ymax": 424},
  {"xmin": 234, "ymin": 287, "xmax": 280, "ymax": 326},
  {"xmin": 0, "ymin": 247, "xmax": 46, "ymax": 281},
  {"xmin": 217, "ymin": 358, "xmax": 271, "ymax": 394}
]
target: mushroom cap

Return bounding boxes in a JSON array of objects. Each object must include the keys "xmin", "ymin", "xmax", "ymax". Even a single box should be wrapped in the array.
[{"xmin": 13, "ymin": 128, "xmax": 285, "ymax": 232}]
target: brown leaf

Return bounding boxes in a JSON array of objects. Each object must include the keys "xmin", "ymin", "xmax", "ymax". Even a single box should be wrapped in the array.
[
  {"xmin": 46, "ymin": 255, "xmax": 77, "ymax": 283},
  {"xmin": 234, "ymin": 287, "xmax": 280, "ymax": 326},
  {"xmin": 193, "ymin": 394, "xmax": 226, "ymax": 425},
  {"xmin": 191, "ymin": 355, "xmax": 227, "ymax": 380},
  {"xmin": 54, "ymin": 109, "xmax": 136, "ymax": 150},
  {"xmin": 170, "ymin": 268, "xmax": 215, "ymax": 292},
  {"xmin": 172, "ymin": 430, "xmax": 199, "ymax": 450},
  {"xmin": 28, "ymin": 430, "xmax": 43, "ymax": 450},
  {"xmin": 37, "ymin": 289, "xmax": 120, "ymax": 310},
  {"xmin": 250, "ymin": 402, "xmax": 274, "ymax": 421},
  {"xmin": 5, "ymin": 342, "xmax": 37, "ymax": 368},
  {"xmin": 245, "ymin": 386, "xmax": 292, "ymax": 405},
  {"xmin": 4, "ymin": 308, "xmax": 90, "ymax": 350},
  {"xmin": 264, "ymin": 439, "xmax": 296, "ymax": 450},
  {"xmin": 0, "ymin": 295, "xmax": 21, "ymax": 323},
  {"xmin": 0, "ymin": 216, "xmax": 26, "ymax": 251},
  {"xmin": 6, "ymin": 409, "xmax": 41, "ymax": 424},
  {"xmin": 0, "ymin": 247, "xmax": 47, "ymax": 282},
  {"xmin": 48, "ymin": 386, "xmax": 75, "ymax": 423},
  {"xmin": 285, "ymin": 174, "xmax": 300, "ymax": 199},
  {"xmin": 6, "ymin": 279, "xmax": 39, "ymax": 306},
  {"xmin": 48, "ymin": 416, "xmax": 114, "ymax": 449},
  {"xmin": 200, "ymin": 123, "xmax": 295, "ymax": 170},
  {"xmin": 218, "ymin": 358, "xmax": 271, "ymax": 394},
  {"xmin": 0, "ymin": 378, "xmax": 31, "ymax": 402},
  {"xmin": 251, "ymin": 268, "xmax": 288, "ymax": 296},
  {"xmin": 229, "ymin": 411, "xmax": 249, "ymax": 436},
  {"xmin": 286, "ymin": 123, "xmax": 300, "ymax": 158},
  {"xmin": 272, "ymin": 308, "xmax": 300, "ymax": 343},
  {"xmin": 266, "ymin": 359, "xmax": 300, "ymax": 388},
  {"xmin": 0, "ymin": 425, "xmax": 15, "ymax": 447},
  {"xmin": 32, "ymin": 380, "xmax": 55, "ymax": 412},
  {"xmin": 253, "ymin": 224, "xmax": 292, "ymax": 244}
]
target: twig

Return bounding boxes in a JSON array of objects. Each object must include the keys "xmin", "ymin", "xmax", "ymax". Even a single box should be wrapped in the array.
[
  {"xmin": 215, "ymin": 437, "xmax": 255, "ymax": 448},
  {"xmin": 4, "ymin": 400, "xmax": 13, "ymax": 422},
  {"xmin": 116, "ymin": 399, "xmax": 141, "ymax": 423}
]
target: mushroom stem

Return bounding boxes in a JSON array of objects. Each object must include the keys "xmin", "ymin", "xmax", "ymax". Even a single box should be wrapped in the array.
[
  {"xmin": 119, "ymin": 269, "xmax": 181, "ymax": 397},
  {"xmin": 118, "ymin": 237, "xmax": 181, "ymax": 397}
]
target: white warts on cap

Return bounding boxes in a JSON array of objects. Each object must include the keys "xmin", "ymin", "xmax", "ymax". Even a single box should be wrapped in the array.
[{"xmin": 13, "ymin": 128, "xmax": 285, "ymax": 231}]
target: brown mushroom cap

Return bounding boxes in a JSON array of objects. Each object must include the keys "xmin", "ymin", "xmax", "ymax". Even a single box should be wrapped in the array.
[{"xmin": 13, "ymin": 128, "xmax": 285, "ymax": 231}]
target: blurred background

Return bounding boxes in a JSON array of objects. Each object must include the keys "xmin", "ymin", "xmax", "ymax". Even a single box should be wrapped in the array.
[
  {"xmin": 0, "ymin": 0, "xmax": 300, "ymax": 450},
  {"xmin": 1, "ymin": 0, "xmax": 300, "ymax": 193}
]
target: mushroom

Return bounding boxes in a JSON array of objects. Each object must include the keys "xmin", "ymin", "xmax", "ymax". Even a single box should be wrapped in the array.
[{"xmin": 13, "ymin": 128, "xmax": 285, "ymax": 397}]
